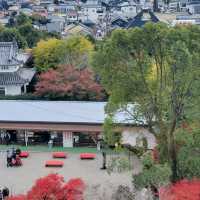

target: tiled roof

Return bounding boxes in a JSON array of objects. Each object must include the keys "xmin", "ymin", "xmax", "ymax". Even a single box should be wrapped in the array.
[
  {"xmin": 0, "ymin": 42, "xmax": 22, "ymax": 66},
  {"xmin": 127, "ymin": 10, "xmax": 159, "ymax": 28},
  {"xmin": 0, "ymin": 68, "xmax": 36, "ymax": 85}
]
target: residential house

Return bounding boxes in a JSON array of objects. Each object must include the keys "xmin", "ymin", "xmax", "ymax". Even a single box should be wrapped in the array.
[
  {"xmin": 126, "ymin": 9, "xmax": 159, "ymax": 28},
  {"xmin": 47, "ymin": 2, "xmax": 78, "ymax": 16},
  {"xmin": 110, "ymin": 16, "xmax": 129, "ymax": 28},
  {"xmin": 187, "ymin": 0, "xmax": 200, "ymax": 14},
  {"xmin": 114, "ymin": 1, "xmax": 137, "ymax": 19},
  {"xmin": 79, "ymin": 0, "xmax": 106, "ymax": 23},
  {"xmin": 46, "ymin": 15, "xmax": 65, "ymax": 32},
  {"xmin": 0, "ymin": 42, "xmax": 35, "ymax": 96},
  {"xmin": 66, "ymin": 10, "xmax": 79, "ymax": 23},
  {"xmin": 62, "ymin": 23, "xmax": 94, "ymax": 38}
]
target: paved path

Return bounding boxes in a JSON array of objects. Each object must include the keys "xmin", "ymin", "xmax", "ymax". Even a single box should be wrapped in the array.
[{"xmin": 0, "ymin": 152, "xmax": 141, "ymax": 199}]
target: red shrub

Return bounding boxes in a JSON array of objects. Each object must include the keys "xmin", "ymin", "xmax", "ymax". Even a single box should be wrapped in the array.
[
  {"xmin": 58, "ymin": 179, "xmax": 85, "ymax": 200},
  {"xmin": 159, "ymin": 179, "xmax": 200, "ymax": 200},
  {"xmin": 7, "ymin": 195, "xmax": 26, "ymax": 200},
  {"xmin": 35, "ymin": 65, "xmax": 105, "ymax": 100},
  {"xmin": 7, "ymin": 174, "xmax": 85, "ymax": 200}
]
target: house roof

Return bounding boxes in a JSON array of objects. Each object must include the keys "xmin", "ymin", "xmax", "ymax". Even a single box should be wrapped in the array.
[
  {"xmin": 64, "ymin": 23, "xmax": 93, "ymax": 36},
  {"xmin": 0, "ymin": 42, "xmax": 22, "ymax": 66},
  {"xmin": 127, "ymin": 10, "xmax": 159, "ymax": 28},
  {"xmin": 111, "ymin": 16, "xmax": 128, "ymax": 28},
  {"xmin": 0, "ymin": 101, "xmax": 146, "ymax": 125},
  {"xmin": 0, "ymin": 68, "xmax": 36, "ymax": 85}
]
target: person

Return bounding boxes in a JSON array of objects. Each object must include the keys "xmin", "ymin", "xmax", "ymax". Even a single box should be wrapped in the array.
[
  {"xmin": 5, "ymin": 133, "xmax": 10, "ymax": 146},
  {"xmin": 100, "ymin": 140, "xmax": 107, "ymax": 170},
  {"xmin": 16, "ymin": 148, "xmax": 21, "ymax": 156},
  {"xmin": 2, "ymin": 187, "xmax": 9, "ymax": 199},
  {"xmin": 0, "ymin": 187, "xmax": 9, "ymax": 200},
  {"xmin": 101, "ymin": 151, "xmax": 107, "ymax": 170},
  {"xmin": 97, "ymin": 141, "xmax": 101, "ymax": 151},
  {"xmin": 0, "ymin": 132, "xmax": 5, "ymax": 144},
  {"xmin": 6, "ymin": 149, "xmax": 13, "ymax": 167},
  {"xmin": 15, "ymin": 155, "xmax": 22, "ymax": 166}
]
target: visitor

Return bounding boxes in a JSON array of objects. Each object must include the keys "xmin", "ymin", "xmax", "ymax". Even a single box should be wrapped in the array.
[
  {"xmin": 6, "ymin": 149, "xmax": 13, "ymax": 167},
  {"xmin": 5, "ymin": 133, "xmax": 10, "ymax": 146}
]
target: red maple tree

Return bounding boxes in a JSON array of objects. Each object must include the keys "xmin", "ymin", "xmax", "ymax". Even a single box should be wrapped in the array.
[
  {"xmin": 159, "ymin": 179, "xmax": 200, "ymax": 200},
  {"xmin": 35, "ymin": 65, "xmax": 105, "ymax": 100},
  {"xmin": 8, "ymin": 174, "xmax": 85, "ymax": 200}
]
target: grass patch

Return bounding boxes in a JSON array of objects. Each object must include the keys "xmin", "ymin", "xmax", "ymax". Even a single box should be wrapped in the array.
[{"xmin": 0, "ymin": 144, "xmax": 98, "ymax": 153}]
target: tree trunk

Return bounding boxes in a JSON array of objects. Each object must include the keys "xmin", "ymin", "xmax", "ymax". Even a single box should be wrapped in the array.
[{"xmin": 168, "ymin": 119, "xmax": 178, "ymax": 182}]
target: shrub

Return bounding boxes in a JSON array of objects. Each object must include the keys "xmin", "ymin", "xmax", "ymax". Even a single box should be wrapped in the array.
[
  {"xmin": 176, "ymin": 128, "xmax": 200, "ymax": 179},
  {"xmin": 8, "ymin": 174, "xmax": 85, "ymax": 200},
  {"xmin": 133, "ymin": 154, "xmax": 171, "ymax": 189},
  {"xmin": 159, "ymin": 179, "xmax": 200, "ymax": 200}
]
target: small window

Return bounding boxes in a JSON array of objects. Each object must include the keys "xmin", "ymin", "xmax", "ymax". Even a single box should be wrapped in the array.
[
  {"xmin": 1, "ymin": 66, "xmax": 9, "ymax": 70},
  {"xmin": 0, "ymin": 87, "xmax": 5, "ymax": 95}
]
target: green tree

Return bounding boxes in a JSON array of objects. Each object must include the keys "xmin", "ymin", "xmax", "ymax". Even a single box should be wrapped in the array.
[
  {"xmin": 16, "ymin": 12, "xmax": 32, "ymax": 26},
  {"xmin": 133, "ymin": 153, "xmax": 171, "ymax": 189},
  {"xmin": 92, "ymin": 23, "xmax": 200, "ymax": 182},
  {"xmin": 33, "ymin": 38, "xmax": 64, "ymax": 71},
  {"xmin": 33, "ymin": 36, "xmax": 94, "ymax": 72},
  {"xmin": 103, "ymin": 117, "xmax": 121, "ymax": 146},
  {"xmin": 18, "ymin": 23, "xmax": 44, "ymax": 48},
  {"xmin": 0, "ymin": 28, "xmax": 27, "ymax": 48},
  {"xmin": 62, "ymin": 36, "xmax": 94, "ymax": 68}
]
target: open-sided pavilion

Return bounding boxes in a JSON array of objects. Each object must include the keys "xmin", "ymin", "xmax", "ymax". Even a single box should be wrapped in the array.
[{"xmin": 0, "ymin": 100, "xmax": 156, "ymax": 148}]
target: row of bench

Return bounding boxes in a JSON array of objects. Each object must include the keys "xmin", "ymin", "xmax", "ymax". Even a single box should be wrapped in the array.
[{"xmin": 19, "ymin": 151, "xmax": 96, "ymax": 167}]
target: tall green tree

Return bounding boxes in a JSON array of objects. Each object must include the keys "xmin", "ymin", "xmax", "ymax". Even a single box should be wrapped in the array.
[
  {"xmin": 0, "ymin": 28, "xmax": 27, "ymax": 48},
  {"xmin": 16, "ymin": 12, "xmax": 32, "ymax": 26},
  {"xmin": 33, "ymin": 38, "xmax": 64, "ymax": 71},
  {"xmin": 92, "ymin": 23, "xmax": 200, "ymax": 182},
  {"xmin": 33, "ymin": 36, "xmax": 93, "ymax": 72}
]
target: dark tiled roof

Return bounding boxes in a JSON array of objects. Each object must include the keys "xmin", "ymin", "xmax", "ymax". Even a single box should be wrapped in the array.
[
  {"xmin": 0, "ymin": 42, "xmax": 22, "ymax": 66},
  {"xmin": 126, "ymin": 10, "xmax": 159, "ymax": 28},
  {"xmin": 0, "ymin": 68, "xmax": 36, "ymax": 85},
  {"xmin": 111, "ymin": 17, "xmax": 128, "ymax": 28}
]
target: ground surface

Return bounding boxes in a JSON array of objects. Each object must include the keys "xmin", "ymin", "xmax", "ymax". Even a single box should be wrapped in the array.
[{"xmin": 0, "ymin": 150, "xmax": 141, "ymax": 199}]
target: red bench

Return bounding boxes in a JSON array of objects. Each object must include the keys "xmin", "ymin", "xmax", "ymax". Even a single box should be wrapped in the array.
[
  {"xmin": 52, "ymin": 152, "xmax": 67, "ymax": 159},
  {"xmin": 19, "ymin": 152, "xmax": 29, "ymax": 158},
  {"xmin": 45, "ymin": 160, "xmax": 64, "ymax": 167},
  {"xmin": 80, "ymin": 153, "xmax": 96, "ymax": 160}
]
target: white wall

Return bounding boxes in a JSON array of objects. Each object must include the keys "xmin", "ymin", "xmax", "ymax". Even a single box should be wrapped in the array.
[
  {"xmin": 121, "ymin": 127, "xmax": 156, "ymax": 149},
  {"xmin": 5, "ymin": 85, "xmax": 22, "ymax": 95},
  {"xmin": 79, "ymin": 6, "xmax": 106, "ymax": 23},
  {"xmin": 63, "ymin": 131, "xmax": 73, "ymax": 147}
]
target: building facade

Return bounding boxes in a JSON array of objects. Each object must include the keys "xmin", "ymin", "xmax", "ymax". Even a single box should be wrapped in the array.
[{"xmin": 0, "ymin": 42, "xmax": 35, "ymax": 96}]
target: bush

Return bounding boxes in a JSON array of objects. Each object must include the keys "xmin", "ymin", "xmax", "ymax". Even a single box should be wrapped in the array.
[
  {"xmin": 159, "ymin": 179, "xmax": 200, "ymax": 200},
  {"xmin": 107, "ymin": 156, "xmax": 131, "ymax": 174},
  {"xmin": 176, "ymin": 128, "xmax": 200, "ymax": 179},
  {"xmin": 133, "ymin": 154, "xmax": 171, "ymax": 189},
  {"xmin": 8, "ymin": 174, "xmax": 85, "ymax": 200}
]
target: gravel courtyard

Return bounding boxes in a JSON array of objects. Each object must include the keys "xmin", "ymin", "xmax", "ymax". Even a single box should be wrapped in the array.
[{"xmin": 0, "ymin": 151, "xmax": 141, "ymax": 199}]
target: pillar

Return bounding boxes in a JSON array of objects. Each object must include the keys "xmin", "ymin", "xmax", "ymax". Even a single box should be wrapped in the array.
[{"xmin": 63, "ymin": 131, "xmax": 73, "ymax": 147}]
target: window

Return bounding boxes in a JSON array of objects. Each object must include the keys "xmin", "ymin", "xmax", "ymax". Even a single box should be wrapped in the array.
[
  {"xmin": 0, "ymin": 87, "xmax": 5, "ymax": 95},
  {"xmin": 1, "ymin": 66, "xmax": 9, "ymax": 70}
]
